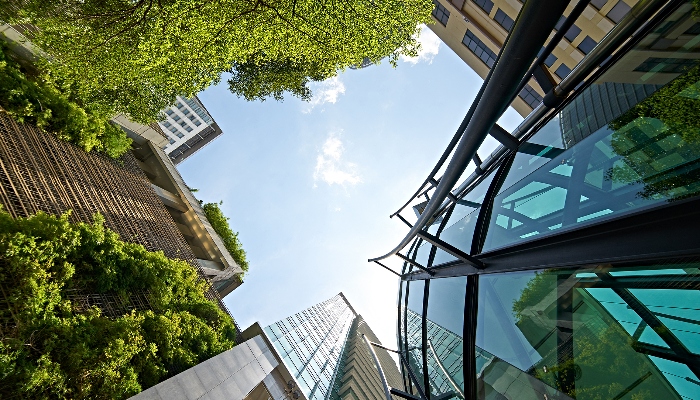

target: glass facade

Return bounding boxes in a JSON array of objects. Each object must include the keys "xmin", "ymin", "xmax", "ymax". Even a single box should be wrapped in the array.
[
  {"xmin": 264, "ymin": 294, "xmax": 355, "ymax": 400},
  {"xmin": 392, "ymin": 2, "xmax": 700, "ymax": 400}
]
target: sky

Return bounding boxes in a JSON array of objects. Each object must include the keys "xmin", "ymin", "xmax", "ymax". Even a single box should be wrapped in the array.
[{"xmin": 178, "ymin": 26, "xmax": 524, "ymax": 348}]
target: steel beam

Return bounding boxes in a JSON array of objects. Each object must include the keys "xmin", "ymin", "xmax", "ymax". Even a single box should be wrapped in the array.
[
  {"xmin": 416, "ymin": 230, "xmax": 484, "ymax": 269},
  {"xmin": 369, "ymin": 0, "xmax": 570, "ymax": 265}
]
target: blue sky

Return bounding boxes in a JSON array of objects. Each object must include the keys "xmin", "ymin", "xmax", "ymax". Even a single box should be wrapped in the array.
[{"xmin": 178, "ymin": 27, "xmax": 524, "ymax": 347}]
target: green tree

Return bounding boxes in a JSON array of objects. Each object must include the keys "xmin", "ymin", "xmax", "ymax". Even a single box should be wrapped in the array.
[
  {"xmin": 0, "ymin": 41, "xmax": 131, "ymax": 157},
  {"xmin": 0, "ymin": 209, "xmax": 237, "ymax": 398},
  {"xmin": 202, "ymin": 202, "xmax": 249, "ymax": 273},
  {"xmin": 2, "ymin": 0, "xmax": 433, "ymax": 123}
]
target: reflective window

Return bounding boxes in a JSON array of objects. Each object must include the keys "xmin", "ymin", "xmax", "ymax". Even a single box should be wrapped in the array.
[
  {"xmin": 607, "ymin": 0, "xmax": 631, "ymax": 24},
  {"xmin": 472, "ymin": 0, "xmax": 494, "ymax": 15},
  {"xmin": 494, "ymin": 9, "xmax": 514, "ymax": 32},
  {"xmin": 475, "ymin": 263, "xmax": 700, "ymax": 400},
  {"xmin": 577, "ymin": 35, "xmax": 597, "ymax": 55},
  {"xmin": 432, "ymin": 0, "xmax": 450, "ymax": 26},
  {"xmin": 426, "ymin": 277, "xmax": 466, "ymax": 398},
  {"xmin": 462, "ymin": 30, "xmax": 498, "ymax": 68},
  {"xmin": 555, "ymin": 63, "xmax": 572, "ymax": 80},
  {"xmin": 435, "ymin": 171, "xmax": 496, "ymax": 265},
  {"xmin": 482, "ymin": 7, "xmax": 700, "ymax": 252},
  {"xmin": 406, "ymin": 280, "xmax": 426, "ymax": 388},
  {"xmin": 519, "ymin": 84, "xmax": 544, "ymax": 109}
]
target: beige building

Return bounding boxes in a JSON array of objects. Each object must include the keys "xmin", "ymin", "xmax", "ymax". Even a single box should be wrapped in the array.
[{"xmin": 428, "ymin": 0, "xmax": 638, "ymax": 116}]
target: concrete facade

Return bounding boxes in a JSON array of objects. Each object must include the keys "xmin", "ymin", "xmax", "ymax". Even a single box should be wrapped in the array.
[
  {"xmin": 427, "ymin": 0, "xmax": 638, "ymax": 117},
  {"xmin": 131, "ymin": 335, "xmax": 290, "ymax": 400}
]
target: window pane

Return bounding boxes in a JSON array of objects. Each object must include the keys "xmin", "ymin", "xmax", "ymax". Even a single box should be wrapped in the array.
[
  {"xmin": 475, "ymin": 263, "xmax": 700, "ymax": 400},
  {"xmin": 607, "ymin": 0, "xmax": 632, "ymax": 23},
  {"xmin": 432, "ymin": 0, "xmax": 451, "ymax": 26},
  {"xmin": 405, "ymin": 280, "xmax": 426, "ymax": 390},
  {"xmin": 426, "ymin": 277, "xmax": 466, "ymax": 398},
  {"xmin": 482, "ymin": 7, "xmax": 700, "ymax": 252},
  {"xmin": 564, "ymin": 24, "xmax": 582, "ymax": 42},
  {"xmin": 577, "ymin": 36, "xmax": 597, "ymax": 55},
  {"xmin": 472, "ymin": 0, "xmax": 493, "ymax": 15},
  {"xmin": 555, "ymin": 63, "xmax": 572, "ymax": 79},
  {"xmin": 437, "ymin": 171, "xmax": 496, "ymax": 262},
  {"xmin": 494, "ymin": 9, "xmax": 514, "ymax": 32}
]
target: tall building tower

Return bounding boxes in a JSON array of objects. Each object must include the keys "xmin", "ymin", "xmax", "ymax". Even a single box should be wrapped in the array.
[
  {"xmin": 131, "ymin": 293, "xmax": 404, "ymax": 400},
  {"xmin": 158, "ymin": 95, "xmax": 223, "ymax": 164},
  {"xmin": 428, "ymin": 0, "xmax": 638, "ymax": 116}
]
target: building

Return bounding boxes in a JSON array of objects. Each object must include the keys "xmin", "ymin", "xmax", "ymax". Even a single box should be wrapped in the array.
[
  {"xmin": 0, "ymin": 110, "xmax": 243, "ymax": 303},
  {"xmin": 130, "ymin": 293, "xmax": 405, "ymax": 400},
  {"xmin": 369, "ymin": 1, "xmax": 700, "ymax": 399},
  {"xmin": 157, "ymin": 95, "xmax": 224, "ymax": 164},
  {"xmin": 428, "ymin": 0, "xmax": 638, "ymax": 117}
]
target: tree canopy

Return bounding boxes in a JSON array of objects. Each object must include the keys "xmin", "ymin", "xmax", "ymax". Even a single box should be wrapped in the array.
[
  {"xmin": 2, "ymin": 0, "xmax": 433, "ymax": 122},
  {"xmin": 0, "ymin": 41, "xmax": 131, "ymax": 158},
  {"xmin": 0, "ymin": 209, "xmax": 237, "ymax": 399}
]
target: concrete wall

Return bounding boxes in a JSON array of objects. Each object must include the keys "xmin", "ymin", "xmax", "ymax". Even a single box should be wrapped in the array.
[{"xmin": 131, "ymin": 335, "xmax": 279, "ymax": 400}]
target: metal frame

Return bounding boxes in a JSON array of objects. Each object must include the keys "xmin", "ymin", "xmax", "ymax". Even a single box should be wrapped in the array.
[{"xmin": 388, "ymin": 0, "xmax": 698, "ymax": 398}]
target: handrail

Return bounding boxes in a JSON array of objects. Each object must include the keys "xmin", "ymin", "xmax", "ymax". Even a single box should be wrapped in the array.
[
  {"xmin": 369, "ymin": 0, "xmax": 570, "ymax": 264},
  {"xmin": 362, "ymin": 334, "xmax": 393, "ymax": 400},
  {"xmin": 427, "ymin": 339, "xmax": 465, "ymax": 399},
  {"xmin": 383, "ymin": 0, "xmax": 675, "ymax": 246}
]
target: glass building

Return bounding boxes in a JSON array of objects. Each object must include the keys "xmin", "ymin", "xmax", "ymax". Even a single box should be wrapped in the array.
[
  {"xmin": 263, "ymin": 293, "xmax": 403, "ymax": 400},
  {"xmin": 370, "ymin": 1, "xmax": 700, "ymax": 400}
]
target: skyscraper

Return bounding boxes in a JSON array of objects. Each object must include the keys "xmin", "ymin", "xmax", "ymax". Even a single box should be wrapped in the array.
[
  {"xmin": 427, "ymin": 0, "xmax": 638, "ymax": 117},
  {"xmin": 131, "ymin": 293, "xmax": 404, "ymax": 400},
  {"xmin": 158, "ymin": 95, "xmax": 224, "ymax": 164}
]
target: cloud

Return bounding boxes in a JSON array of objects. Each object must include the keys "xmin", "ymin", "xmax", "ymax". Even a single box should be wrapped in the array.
[
  {"xmin": 401, "ymin": 25, "xmax": 441, "ymax": 65},
  {"xmin": 313, "ymin": 132, "xmax": 362, "ymax": 187},
  {"xmin": 303, "ymin": 76, "xmax": 346, "ymax": 113}
]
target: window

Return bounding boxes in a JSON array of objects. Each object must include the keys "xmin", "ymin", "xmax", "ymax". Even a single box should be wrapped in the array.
[
  {"xmin": 607, "ymin": 1, "xmax": 631, "ymax": 23},
  {"xmin": 577, "ymin": 35, "xmax": 597, "ymax": 55},
  {"xmin": 554, "ymin": 16, "xmax": 565, "ymax": 31},
  {"xmin": 165, "ymin": 109, "xmax": 174, "ymax": 116},
  {"xmin": 172, "ymin": 115, "xmax": 181, "ymax": 122},
  {"xmin": 590, "ymin": 0, "xmax": 608, "ymax": 9},
  {"xmin": 462, "ymin": 30, "xmax": 498, "ymax": 68},
  {"xmin": 685, "ymin": 22, "xmax": 700, "ymax": 35},
  {"xmin": 472, "ymin": 0, "xmax": 493, "ymax": 15},
  {"xmin": 476, "ymin": 264, "xmax": 700, "ymax": 400},
  {"xmin": 432, "ymin": 0, "xmax": 450, "ymax": 26},
  {"xmin": 635, "ymin": 57, "xmax": 698, "ymax": 73},
  {"xmin": 163, "ymin": 121, "xmax": 171, "ymax": 128},
  {"xmin": 554, "ymin": 63, "xmax": 572, "ymax": 79},
  {"xmin": 168, "ymin": 139, "xmax": 175, "ymax": 144},
  {"xmin": 518, "ymin": 84, "xmax": 543, "ymax": 108},
  {"xmin": 185, "ymin": 126, "xmax": 193, "ymax": 133},
  {"xmin": 176, "ymin": 132, "xmax": 184, "ymax": 138},
  {"xmin": 544, "ymin": 53, "xmax": 557, "ymax": 68},
  {"xmin": 564, "ymin": 24, "xmax": 582, "ymax": 42},
  {"xmin": 494, "ymin": 9, "xmax": 514, "ymax": 32}
]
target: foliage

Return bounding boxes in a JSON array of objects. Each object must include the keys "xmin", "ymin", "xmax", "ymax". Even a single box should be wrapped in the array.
[
  {"xmin": 202, "ymin": 202, "xmax": 249, "ymax": 273},
  {"xmin": 0, "ymin": 209, "xmax": 237, "ymax": 399},
  {"xmin": 0, "ymin": 41, "xmax": 131, "ymax": 158},
  {"xmin": 227, "ymin": 54, "xmax": 332, "ymax": 102},
  {"xmin": 1, "ymin": 0, "xmax": 433, "ymax": 122},
  {"xmin": 606, "ymin": 64, "xmax": 700, "ymax": 201}
]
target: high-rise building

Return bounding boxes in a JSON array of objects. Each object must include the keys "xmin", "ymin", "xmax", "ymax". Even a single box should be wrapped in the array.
[
  {"xmin": 427, "ymin": 0, "xmax": 638, "ymax": 117},
  {"xmin": 130, "ymin": 293, "xmax": 405, "ymax": 400},
  {"xmin": 158, "ymin": 95, "xmax": 224, "ymax": 164},
  {"xmin": 370, "ymin": 1, "xmax": 700, "ymax": 400}
]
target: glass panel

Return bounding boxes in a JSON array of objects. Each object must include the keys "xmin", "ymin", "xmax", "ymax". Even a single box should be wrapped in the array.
[
  {"xmin": 483, "ymin": 5, "xmax": 700, "ymax": 252},
  {"xmin": 475, "ymin": 262, "xmax": 700, "ymax": 400},
  {"xmin": 426, "ymin": 277, "xmax": 467, "ymax": 398},
  {"xmin": 437, "ymin": 171, "xmax": 496, "ymax": 261},
  {"xmin": 405, "ymin": 280, "xmax": 426, "ymax": 389}
]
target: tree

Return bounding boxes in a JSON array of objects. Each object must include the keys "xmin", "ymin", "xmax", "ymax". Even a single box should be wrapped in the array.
[
  {"xmin": 2, "ymin": 0, "xmax": 434, "ymax": 123},
  {"xmin": 0, "ymin": 41, "xmax": 132, "ymax": 158},
  {"xmin": 201, "ymin": 202, "xmax": 249, "ymax": 273},
  {"xmin": 0, "ymin": 209, "xmax": 237, "ymax": 398}
]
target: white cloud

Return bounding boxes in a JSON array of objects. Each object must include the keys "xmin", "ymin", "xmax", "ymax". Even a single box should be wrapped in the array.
[
  {"xmin": 313, "ymin": 132, "xmax": 362, "ymax": 186},
  {"xmin": 401, "ymin": 25, "xmax": 441, "ymax": 65},
  {"xmin": 303, "ymin": 76, "xmax": 346, "ymax": 113}
]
